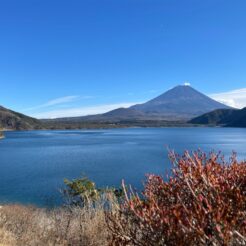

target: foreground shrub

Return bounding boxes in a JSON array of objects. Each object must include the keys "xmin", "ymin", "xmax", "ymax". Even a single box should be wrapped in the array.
[{"xmin": 107, "ymin": 151, "xmax": 246, "ymax": 245}]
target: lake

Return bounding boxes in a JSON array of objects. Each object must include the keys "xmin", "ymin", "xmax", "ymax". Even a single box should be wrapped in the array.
[{"xmin": 0, "ymin": 127, "xmax": 246, "ymax": 206}]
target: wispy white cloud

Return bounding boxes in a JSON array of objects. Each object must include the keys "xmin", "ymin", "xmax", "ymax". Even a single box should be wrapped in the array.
[
  {"xmin": 210, "ymin": 88, "xmax": 246, "ymax": 109},
  {"xmin": 42, "ymin": 96, "xmax": 80, "ymax": 107},
  {"xmin": 31, "ymin": 102, "xmax": 140, "ymax": 119},
  {"xmin": 24, "ymin": 95, "xmax": 89, "ymax": 111}
]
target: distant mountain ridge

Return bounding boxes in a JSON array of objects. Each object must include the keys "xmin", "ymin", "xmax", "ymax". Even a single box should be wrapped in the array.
[
  {"xmin": 55, "ymin": 85, "xmax": 231, "ymax": 122},
  {"xmin": 0, "ymin": 85, "xmax": 234, "ymax": 130},
  {"xmin": 0, "ymin": 106, "xmax": 43, "ymax": 130},
  {"xmin": 189, "ymin": 107, "xmax": 246, "ymax": 127}
]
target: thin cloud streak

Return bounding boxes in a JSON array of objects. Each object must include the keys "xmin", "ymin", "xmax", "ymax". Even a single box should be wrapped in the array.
[
  {"xmin": 24, "ymin": 95, "xmax": 88, "ymax": 111},
  {"xmin": 210, "ymin": 88, "xmax": 246, "ymax": 109},
  {"xmin": 31, "ymin": 102, "xmax": 141, "ymax": 119},
  {"xmin": 43, "ymin": 96, "xmax": 80, "ymax": 107}
]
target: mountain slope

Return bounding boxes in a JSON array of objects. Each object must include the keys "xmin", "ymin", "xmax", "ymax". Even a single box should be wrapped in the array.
[
  {"xmin": 189, "ymin": 107, "xmax": 246, "ymax": 127},
  {"xmin": 227, "ymin": 108, "xmax": 246, "ymax": 127},
  {"xmin": 0, "ymin": 106, "xmax": 43, "ymax": 130},
  {"xmin": 82, "ymin": 108, "xmax": 145, "ymax": 121},
  {"xmin": 48, "ymin": 85, "xmax": 231, "ymax": 123},
  {"xmin": 189, "ymin": 109, "xmax": 236, "ymax": 125},
  {"xmin": 45, "ymin": 108, "xmax": 146, "ymax": 123},
  {"xmin": 130, "ymin": 85, "xmax": 231, "ymax": 120}
]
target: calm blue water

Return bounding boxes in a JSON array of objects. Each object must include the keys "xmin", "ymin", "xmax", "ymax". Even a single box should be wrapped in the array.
[{"xmin": 0, "ymin": 128, "xmax": 246, "ymax": 206}]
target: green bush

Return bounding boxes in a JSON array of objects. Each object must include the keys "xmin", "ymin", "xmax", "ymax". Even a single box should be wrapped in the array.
[{"xmin": 63, "ymin": 176, "xmax": 124, "ymax": 206}]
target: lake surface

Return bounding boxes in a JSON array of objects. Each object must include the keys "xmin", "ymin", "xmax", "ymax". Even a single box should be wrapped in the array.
[{"xmin": 0, "ymin": 128, "xmax": 246, "ymax": 206}]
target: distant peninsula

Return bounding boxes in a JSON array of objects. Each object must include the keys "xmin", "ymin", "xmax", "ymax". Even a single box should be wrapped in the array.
[{"xmin": 189, "ymin": 107, "xmax": 246, "ymax": 127}]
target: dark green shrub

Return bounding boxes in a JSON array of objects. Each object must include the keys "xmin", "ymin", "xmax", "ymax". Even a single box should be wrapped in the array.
[{"xmin": 63, "ymin": 176, "xmax": 124, "ymax": 206}]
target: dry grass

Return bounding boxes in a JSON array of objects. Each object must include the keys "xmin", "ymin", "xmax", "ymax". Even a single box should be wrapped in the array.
[
  {"xmin": 0, "ymin": 203, "xmax": 110, "ymax": 246},
  {"xmin": 0, "ymin": 228, "xmax": 16, "ymax": 246}
]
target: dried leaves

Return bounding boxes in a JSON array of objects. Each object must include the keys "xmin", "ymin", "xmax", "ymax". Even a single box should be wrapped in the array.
[{"xmin": 107, "ymin": 151, "xmax": 246, "ymax": 246}]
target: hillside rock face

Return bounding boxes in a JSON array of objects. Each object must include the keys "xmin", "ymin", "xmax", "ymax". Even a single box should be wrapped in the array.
[{"xmin": 0, "ymin": 106, "xmax": 42, "ymax": 130}]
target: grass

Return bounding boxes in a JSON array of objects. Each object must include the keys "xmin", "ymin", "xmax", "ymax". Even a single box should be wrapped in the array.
[{"xmin": 0, "ymin": 203, "xmax": 110, "ymax": 246}]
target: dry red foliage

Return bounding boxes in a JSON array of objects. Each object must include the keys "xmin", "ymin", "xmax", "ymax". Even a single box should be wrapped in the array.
[{"xmin": 107, "ymin": 151, "xmax": 246, "ymax": 246}]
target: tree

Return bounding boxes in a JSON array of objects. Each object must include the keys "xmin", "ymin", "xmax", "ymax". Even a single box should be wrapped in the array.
[{"xmin": 63, "ymin": 176, "xmax": 123, "ymax": 206}]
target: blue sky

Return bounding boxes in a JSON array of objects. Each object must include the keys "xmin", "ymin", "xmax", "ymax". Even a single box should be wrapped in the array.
[{"xmin": 0, "ymin": 0, "xmax": 246, "ymax": 118}]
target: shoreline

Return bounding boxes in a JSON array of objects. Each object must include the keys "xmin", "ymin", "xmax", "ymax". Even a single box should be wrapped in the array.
[
  {"xmin": 0, "ymin": 124, "xmax": 226, "ymax": 132},
  {"xmin": 1, "ymin": 126, "xmax": 217, "ymax": 133},
  {"xmin": 1, "ymin": 126, "xmax": 236, "ymax": 133}
]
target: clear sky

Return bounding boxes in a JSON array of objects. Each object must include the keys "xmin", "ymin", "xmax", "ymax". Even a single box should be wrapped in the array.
[{"xmin": 1, "ymin": 0, "xmax": 246, "ymax": 118}]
